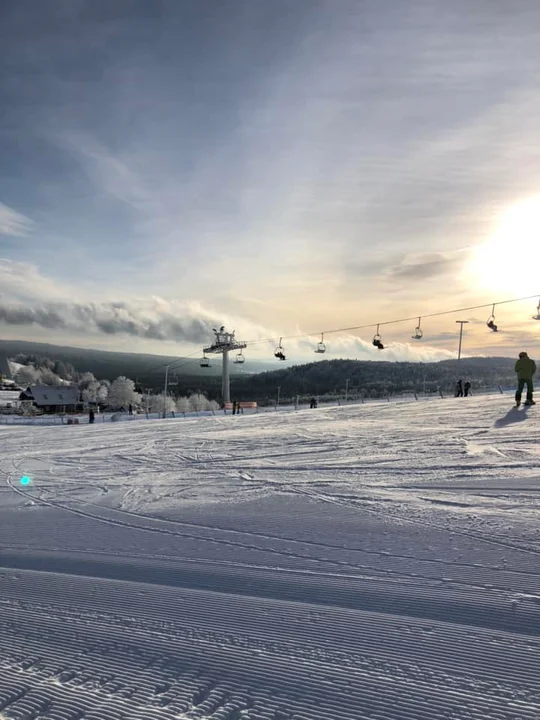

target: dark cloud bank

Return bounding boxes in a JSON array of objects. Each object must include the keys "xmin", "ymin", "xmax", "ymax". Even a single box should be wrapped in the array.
[{"xmin": 0, "ymin": 301, "xmax": 216, "ymax": 344}]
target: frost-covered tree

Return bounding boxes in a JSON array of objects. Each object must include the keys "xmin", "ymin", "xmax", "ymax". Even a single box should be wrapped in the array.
[
  {"xmin": 78, "ymin": 372, "xmax": 97, "ymax": 390},
  {"xmin": 55, "ymin": 360, "xmax": 69, "ymax": 379},
  {"xmin": 41, "ymin": 357, "xmax": 55, "ymax": 371},
  {"xmin": 150, "ymin": 393, "xmax": 177, "ymax": 414},
  {"xmin": 82, "ymin": 380, "xmax": 101, "ymax": 404},
  {"xmin": 39, "ymin": 367, "xmax": 63, "ymax": 386},
  {"xmin": 16, "ymin": 364, "xmax": 40, "ymax": 387},
  {"xmin": 189, "ymin": 393, "xmax": 209, "ymax": 412},
  {"xmin": 97, "ymin": 383, "xmax": 109, "ymax": 404},
  {"xmin": 176, "ymin": 396, "xmax": 190, "ymax": 413},
  {"xmin": 208, "ymin": 399, "xmax": 220, "ymax": 412},
  {"xmin": 108, "ymin": 376, "xmax": 140, "ymax": 410}
]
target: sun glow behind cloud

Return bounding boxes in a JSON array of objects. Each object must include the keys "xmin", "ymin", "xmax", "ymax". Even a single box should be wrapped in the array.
[{"xmin": 469, "ymin": 197, "xmax": 540, "ymax": 297}]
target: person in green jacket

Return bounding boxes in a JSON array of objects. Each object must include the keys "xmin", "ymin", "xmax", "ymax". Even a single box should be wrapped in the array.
[{"xmin": 515, "ymin": 351, "xmax": 536, "ymax": 407}]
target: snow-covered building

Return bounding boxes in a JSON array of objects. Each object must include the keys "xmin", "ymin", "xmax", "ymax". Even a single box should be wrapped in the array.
[{"xmin": 19, "ymin": 385, "xmax": 79, "ymax": 413}]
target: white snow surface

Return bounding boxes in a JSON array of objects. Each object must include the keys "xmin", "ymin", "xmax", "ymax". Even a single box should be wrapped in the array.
[{"xmin": 1, "ymin": 394, "xmax": 540, "ymax": 719}]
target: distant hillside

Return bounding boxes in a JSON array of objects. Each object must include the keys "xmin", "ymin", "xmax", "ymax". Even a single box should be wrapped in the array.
[
  {"xmin": 0, "ymin": 339, "xmax": 519, "ymax": 402},
  {"xmin": 0, "ymin": 339, "xmax": 277, "ymax": 387},
  {"xmin": 228, "ymin": 357, "xmax": 517, "ymax": 403}
]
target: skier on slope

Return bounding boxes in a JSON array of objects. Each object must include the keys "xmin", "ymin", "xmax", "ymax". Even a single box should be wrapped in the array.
[
  {"xmin": 515, "ymin": 351, "xmax": 536, "ymax": 407},
  {"xmin": 455, "ymin": 379, "xmax": 463, "ymax": 397}
]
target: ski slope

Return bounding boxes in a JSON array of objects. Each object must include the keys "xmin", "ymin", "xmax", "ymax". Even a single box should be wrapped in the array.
[{"xmin": 1, "ymin": 395, "xmax": 540, "ymax": 719}]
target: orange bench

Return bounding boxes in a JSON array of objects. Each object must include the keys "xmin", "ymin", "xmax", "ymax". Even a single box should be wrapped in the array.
[{"xmin": 224, "ymin": 401, "xmax": 257, "ymax": 410}]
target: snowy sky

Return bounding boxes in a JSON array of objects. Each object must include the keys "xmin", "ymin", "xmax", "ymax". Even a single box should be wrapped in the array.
[{"xmin": 2, "ymin": 0, "xmax": 540, "ymax": 362}]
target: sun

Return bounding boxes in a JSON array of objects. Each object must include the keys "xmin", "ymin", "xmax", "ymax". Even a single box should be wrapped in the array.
[{"xmin": 470, "ymin": 197, "xmax": 540, "ymax": 296}]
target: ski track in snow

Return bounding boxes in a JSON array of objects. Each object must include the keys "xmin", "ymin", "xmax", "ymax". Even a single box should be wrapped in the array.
[{"xmin": 1, "ymin": 395, "xmax": 540, "ymax": 719}]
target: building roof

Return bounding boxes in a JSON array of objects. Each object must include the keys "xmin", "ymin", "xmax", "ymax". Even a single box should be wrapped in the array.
[{"xmin": 21, "ymin": 385, "xmax": 78, "ymax": 406}]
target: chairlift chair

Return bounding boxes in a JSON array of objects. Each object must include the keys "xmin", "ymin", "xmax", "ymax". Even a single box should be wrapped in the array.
[
  {"xmin": 200, "ymin": 354, "xmax": 211, "ymax": 368},
  {"xmin": 486, "ymin": 304, "xmax": 498, "ymax": 332},
  {"xmin": 372, "ymin": 325, "xmax": 384, "ymax": 350},
  {"xmin": 234, "ymin": 350, "xmax": 245, "ymax": 364},
  {"xmin": 274, "ymin": 338, "xmax": 286, "ymax": 361},
  {"xmin": 533, "ymin": 299, "xmax": 540, "ymax": 321},
  {"xmin": 412, "ymin": 317, "xmax": 423, "ymax": 340},
  {"xmin": 315, "ymin": 333, "xmax": 326, "ymax": 354}
]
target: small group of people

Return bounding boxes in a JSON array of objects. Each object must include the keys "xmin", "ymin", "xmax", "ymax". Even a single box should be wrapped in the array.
[
  {"xmin": 454, "ymin": 352, "xmax": 537, "ymax": 407},
  {"xmin": 455, "ymin": 379, "xmax": 471, "ymax": 397},
  {"xmin": 232, "ymin": 400, "xmax": 243, "ymax": 414}
]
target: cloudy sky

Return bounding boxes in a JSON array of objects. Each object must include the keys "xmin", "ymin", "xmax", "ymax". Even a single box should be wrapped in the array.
[{"xmin": 2, "ymin": 0, "xmax": 540, "ymax": 363}]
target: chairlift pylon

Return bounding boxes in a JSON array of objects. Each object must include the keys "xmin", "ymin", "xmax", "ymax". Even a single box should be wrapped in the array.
[
  {"xmin": 274, "ymin": 337, "xmax": 286, "ymax": 361},
  {"xmin": 315, "ymin": 333, "xmax": 326, "ymax": 354},
  {"xmin": 372, "ymin": 324, "xmax": 384, "ymax": 350},
  {"xmin": 487, "ymin": 304, "xmax": 498, "ymax": 332},
  {"xmin": 412, "ymin": 317, "xmax": 423, "ymax": 340}
]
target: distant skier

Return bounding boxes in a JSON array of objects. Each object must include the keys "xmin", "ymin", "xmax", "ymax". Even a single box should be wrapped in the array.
[
  {"xmin": 455, "ymin": 379, "xmax": 463, "ymax": 397},
  {"xmin": 89, "ymin": 408, "xmax": 95, "ymax": 424},
  {"xmin": 464, "ymin": 381, "xmax": 471, "ymax": 397},
  {"xmin": 310, "ymin": 397, "xmax": 317, "ymax": 409},
  {"xmin": 129, "ymin": 403, "xmax": 133, "ymax": 415},
  {"xmin": 515, "ymin": 351, "xmax": 536, "ymax": 407}
]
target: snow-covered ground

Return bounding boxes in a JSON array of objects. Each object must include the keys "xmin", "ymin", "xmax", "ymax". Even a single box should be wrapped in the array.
[{"xmin": 1, "ymin": 394, "xmax": 539, "ymax": 719}]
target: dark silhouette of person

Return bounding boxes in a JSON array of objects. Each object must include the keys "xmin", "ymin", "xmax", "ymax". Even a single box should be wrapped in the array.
[
  {"xmin": 515, "ymin": 351, "xmax": 536, "ymax": 406},
  {"xmin": 89, "ymin": 408, "xmax": 95, "ymax": 424},
  {"xmin": 464, "ymin": 381, "xmax": 471, "ymax": 397},
  {"xmin": 310, "ymin": 397, "xmax": 317, "ymax": 409},
  {"xmin": 455, "ymin": 379, "xmax": 463, "ymax": 397},
  {"xmin": 129, "ymin": 403, "xmax": 133, "ymax": 415}
]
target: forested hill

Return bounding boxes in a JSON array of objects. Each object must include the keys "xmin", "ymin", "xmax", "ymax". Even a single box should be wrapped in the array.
[
  {"xmin": 0, "ymin": 338, "xmax": 275, "ymax": 381},
  {"xmin": 229, "ymin": 357, "xmax": 517, "ymax": 403},
  {"xmin": 0, "ymin": 336, "xmax": 518, "ymax": 403}
]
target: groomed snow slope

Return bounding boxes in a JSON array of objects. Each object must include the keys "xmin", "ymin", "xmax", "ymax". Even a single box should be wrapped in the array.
[{"xmin": 1, "ymin": 395, "xmax": 540, "ymax": 719}]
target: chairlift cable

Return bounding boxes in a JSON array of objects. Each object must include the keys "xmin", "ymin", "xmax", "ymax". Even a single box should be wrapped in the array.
[{"xmin": 240, "ymin": 293, "xmax": 540, "ymax": 348}]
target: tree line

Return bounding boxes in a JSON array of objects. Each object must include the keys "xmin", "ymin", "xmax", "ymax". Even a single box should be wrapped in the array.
[{"xmin": 8, "ymin": 352, "xmax": 518, "ymax": 408}]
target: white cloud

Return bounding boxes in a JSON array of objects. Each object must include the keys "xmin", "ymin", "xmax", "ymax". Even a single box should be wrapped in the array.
[
  {"xmin": 292, "ymin": 333, "xmax": 456, "ymax": 364},
  {"xmin": 0, "ymin": 258, "xmax": 69, "ymax": 302},
  {"xmin": 0, "ymin": 203, "xmax": 33, "ymax": 237}
]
